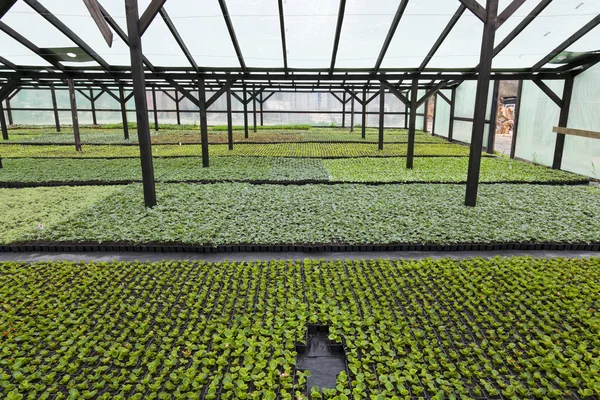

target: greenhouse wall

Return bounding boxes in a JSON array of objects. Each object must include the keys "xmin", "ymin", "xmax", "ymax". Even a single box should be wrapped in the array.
[
  {"xmin": 2, "ymin": 88, "xmax": 409, "ymax": 128},
  {"xmin": 452, "ymin": 81, "xmax": 494, "ymax": 146},
  {"xmin": 433, "ymin": 89, "xmax": 451, "ymax": 138},
  {"xmin": 563, "ymin": 64, "xmax": 600, "ymax": 178},
  {"xmin": 514, "ymin": 65, "xmax": 600, "ymax": 178},
  {"xmin": 514, "ymin": 80, "xmax": 564, "ymax": 167}
]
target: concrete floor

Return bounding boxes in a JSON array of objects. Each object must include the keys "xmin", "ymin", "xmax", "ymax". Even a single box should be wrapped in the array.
[
  {"xmin": 495, "ymin": 134, "xmax": 512, "ymax": 155},
  {"xmin": 0, "ymin": 250, "xmax": 597, "ymax": 263}
]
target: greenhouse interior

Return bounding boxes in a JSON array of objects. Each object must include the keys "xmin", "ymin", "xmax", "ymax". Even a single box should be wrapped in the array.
[{"xmin": 1, "ymin": 0, "xmax": 600, "ymax": 398}]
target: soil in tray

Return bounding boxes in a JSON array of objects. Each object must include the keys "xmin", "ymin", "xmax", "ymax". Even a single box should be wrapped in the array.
[{"xmin": 296, "ymin": 325, "xmax": 347, "ymax": 391}]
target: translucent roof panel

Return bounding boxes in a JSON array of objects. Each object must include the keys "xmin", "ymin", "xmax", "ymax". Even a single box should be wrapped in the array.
[
  {"xmin": 98, "ymin": 0, "xmax": 189, "ymax": 67},
  {"xmin": 37, "ymin": 0, "xmax": 131, "ymax": 66},
  {"xmin": 426, "ymin": 12, "xmax": 483, "ymax": 69},
  {"xmin": 334, "ymin": 0, "xmax": 398, "ymax": 69},
  {"xmin": 284, "ymin": 0, "xmax": 339, "ymax": 69},
  {"xmin": 493, "ymin": 0, "xmax": 600, "ymax": 69},
  {"xmin": 227, "ymin": 0, "xmax": 283, "ymax": 68},
  {"xmin": 162, "ymin": 0, "xmax": 240, "ymax": 68},
  {"xmin": 564, "ymin": 23, "xmax": 600, "ymax": 52},
  {"xmin": 382, "ymin": 0, "xmax": 462, "ymax": 69},
  {"xmin": 0, "ymin": 29, "xmax": 51, "ymax": 66},
  {"xmin": 2, "ymin": 1, "xmax": 90, "ymax": 65}
]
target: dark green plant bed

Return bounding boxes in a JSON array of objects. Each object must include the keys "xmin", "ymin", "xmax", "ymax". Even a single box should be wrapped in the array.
[
  {"xmin": 0, "ymin": 157, "xmax": 587, "ymax": 185},
  {"xmin": 3, "ymin": 183, "xmax": 599, "ymax": 247},
  {"xmin": 0, "ymin": 143, "xmax": 472, "ymax": 158},
  {"xmin": 1, "ymin": 257, "xmax": 599, "ymax": 398}
]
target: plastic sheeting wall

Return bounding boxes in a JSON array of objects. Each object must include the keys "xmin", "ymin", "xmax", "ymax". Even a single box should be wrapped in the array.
[
  {"xmin": 452, "ymin": 81, "xmax": 495, "ymax": 146},
  {"xmin": 4, "ymin": 89, "xmax": 408, "ymax": 128},
  {"xmin": 563, "ymin": 64, "xmax": 600, "ymax": 178},
  {"xmin": 514, "ymin": 80, "xmax": 564, "ymax": 167},
  {"xmin": 434, "ymin": 90, "xmax": 451, "ymax": 138}
]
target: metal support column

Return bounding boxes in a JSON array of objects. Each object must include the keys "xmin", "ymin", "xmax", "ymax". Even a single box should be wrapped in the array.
[
  {"xmin": 465, "ymin": 0, "xmax": 498, "ymax": 207},
  {"xmin": 422, "ymin": 97, "xmax": 428, "ymax": 132},
  {"xmin": 90, "ymin": 88, "xmax": 97, "ymax": 125},
  {"xmin": 0, "ymin": 102, "xmax": 7, "ymax": 140},
  {"xmin": 252, "ymin": 84, "xmax": 257, "ymax": 133},
  {"xmin": 361, "ymin": 87, "xmax": 367, "ymax": 139},
  {"xmin": 448, "ymin": 87, "xmax": 456, "ymax": 141},
  {"xmin": 509, "ymin": 80, "xmax": 523, "ymax": 159},
  {"xmin": 198, "ymin": 78, "xmax": 209, "ymax": 168},
  {"xmin": 243, "ymin": 86, "xmax": 249, "ymax": 138},
  {"xmin": 51, "ymin": 84, "xmax": 60, "ymax": 132},
  {"xmin": 119, "ymin": 86, "xmax": 129, "ymax": 140},
  {"xmin": 407, "ymin": 78, "xmax": 418, "ymax": 169},
  {"xmin": 431, "ymin": 93, "xmax": 437, "ymax": 135},
  {"xmin": 67, "ymin": 79, "xmax": 82, "ymax": 152},
  {"xmin": 152, "ymin": 86, "xmax": 158, "ymax": 131},
  {"xmin": 350, "ymin": 96, "xmax": 354, "ymax": 132},
  {"xmin": 342, "ymin": 91, "xmax": 346, "ymax": 128},
  {"xmin": 175, "ymin": 90, "xmax": 181, "ymax": 125},
  {"xmin": 5, "ymin": 98, "xmax": 12, "ymax": 126},
  {"xmin": 486, "ymin": 79, "xmax": 500, "ymax": 154},
  {"xmin": 378, "ymin": 84, "xmax": 384, "ymax": 150},
  {"xmin": 226, "ymin": 82, "xmax": 233, "ymax": 150},
  {"xmin": 552, "ymin": 75, "xmax": 574, "ymax": 170},
  {"xmin": 125, "ymin": 0, "xmax": 156, "ymax": 207},
  {"xmin": 259, "ymin": 91, "xmax": 264, "ymax": 126}
]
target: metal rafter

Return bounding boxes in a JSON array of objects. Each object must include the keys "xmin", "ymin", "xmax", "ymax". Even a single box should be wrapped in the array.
[
  {"xmin": 418, "ymin": 5, "xmax": 466, "ymax": 72},
  {"xmin": 160, "ymin": 8, "xmax": 198, "ymax": 71},
  {"xmin": 0, "ymin": 21, "xmax": 65, "ymax": 71},
  {"xmin": 0, "ymin": 0, "xmax": 17, "ymax": 18},
  {"xmin": 98, "ymin": 2, "xmax": 156, "ymax": 73},
  {"xmin": 495, "ymin": 0, "xmax": 526, "ymax": 29},
  {"xmin": 458, "ymin": 0, "xmax": 486, "ymax": 23},
  {"xmin": 82, "ymin": 0, "xmax": 113, "ymax": 47},
  {"xmin": 532, "ymin": 14, "xmax": 600, "ymax": 71},
  {"xmin": 490, "ymin": 0, "xmax": 553, "ymax": 60},
  {"xmin": 329, "ymin": 0, "xmax": 347, "ymax": 73},
  {"xmin": 277, "ymin": 0, "xmax": 288, "ymax": 70},
  {"xmin": 217, "ymin": 0, "xmax": 246, "ymax": 71},
  {"xmin": 373, "ymin": 0, "xmax": 409, "ymax": 72},
  {"xmin": 139, "ymin": 0, "xmax": 167, "ymax": 37},
  {"xmin": 24, "ymin": 0, "xmax": 111, "ymax": 71}
]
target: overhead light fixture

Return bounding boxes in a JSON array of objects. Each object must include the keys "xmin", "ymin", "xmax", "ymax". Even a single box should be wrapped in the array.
[{"xmin": 67, "ymin": 52, "xmax": 77, "ymax": 58}]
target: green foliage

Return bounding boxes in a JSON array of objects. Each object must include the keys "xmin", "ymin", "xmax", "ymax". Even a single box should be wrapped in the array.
[
  {"xmin": 12, "ymin": 182, "xmax": 600, "ymax": 246},
  {"xmin": 0, "ymin": 156, "xmax": 586, "ymax": 184},
  {"xmin": 0, "ymin": 186, "xmax": 120, "ymax": 244},
  {"xmin": 6, "ymin": 127, "xmax": 441, "ymax": 144},
  {"xmin": 1, "ymin": 257, "xmax": 599, "ymax": 398},
  {"xmin": 323, "ymin": 157, "xmax": 586, "ymax": 183},
  {"xmin": 0, "ymin": 142, "xmax": 475, "ymax": 158}
]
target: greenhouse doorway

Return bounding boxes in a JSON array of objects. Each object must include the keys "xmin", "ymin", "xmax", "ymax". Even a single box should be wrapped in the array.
[{"xmin": 493, "ymin": 80, "xmax": 519, "ymax": 155}]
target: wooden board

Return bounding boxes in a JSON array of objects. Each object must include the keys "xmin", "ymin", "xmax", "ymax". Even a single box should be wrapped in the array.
[{"xmin": 552, "ymin": 126, "xmax": 600, "ymax": 140}]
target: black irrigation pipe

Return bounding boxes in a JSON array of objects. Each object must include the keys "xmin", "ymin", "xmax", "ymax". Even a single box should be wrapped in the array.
[
  {"xmin": 0, "ymin": 140, "xmax": 446, "ymax": 146},
  {"xmin": 1, "ymin": 242, "xmax": 599, "ymax": 253},
  {"xmin": 0, "ymin": 179, "xmax": 590, "ymax": 189},
  {"xmin": 1, "ymin": 154, "xmax": 498, "ymax": 160}
]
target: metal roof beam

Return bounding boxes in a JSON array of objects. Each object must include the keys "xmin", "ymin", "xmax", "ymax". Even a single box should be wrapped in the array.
[
  {"xmin": 458, "ymin": 0, "xmax": 486, "ymax": 23},
  {"xmin": 218, "ymin": 0, "xmax": 246, "ymax": 71},
  {"xmin": 139, "ymin": 0, "xmax": 166, "ymax": 37},
  {"xmin": 329, "ymin": 0, "xmax": 347, "ymax": 73},
  {"xmin": 373, "ymin": 0, "xmax": 409, "ymax": 72},
  {"xmin": 278, "ymin": 0, "xmax": 288, "ymax": 71},
  {"xmin": 532, "ymin": 14, "xmax": 600, "ymax": 71},
  {"xmin": 160, "ymin": 8, "xmax": 198, "ymax": 71},
  {"xmin": 419, "ymin": 5, "xmax": 465, "ymax": 72},
  {"xmin": 24, "ymin": 0, "xmax": 111, "ymax": 71},
  {"xmin": 495, "ymin": 0, "xmax": 526, "ymax": 29},
  {"xmin": 0, "ymin": 21, "xmax": 65, "ymax": 71}
]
